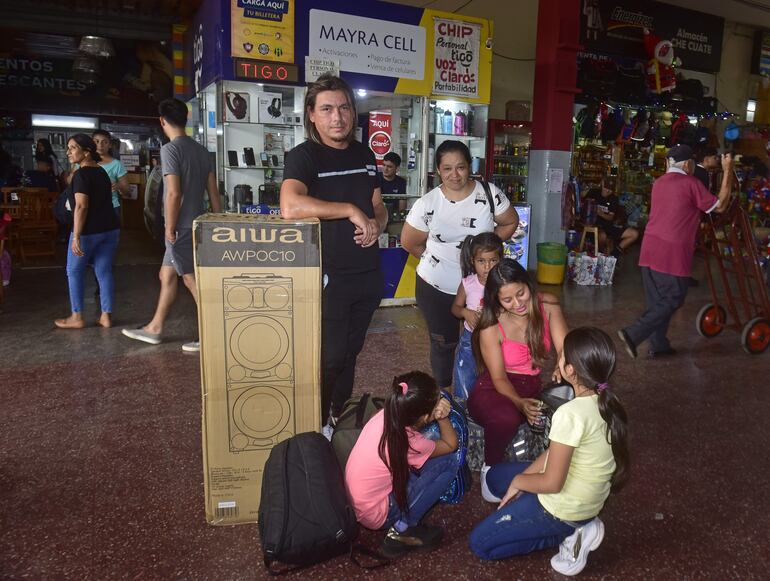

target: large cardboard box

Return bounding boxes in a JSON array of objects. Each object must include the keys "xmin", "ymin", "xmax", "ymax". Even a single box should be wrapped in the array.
[{"xmin": 194, "ymin": 214, "xmax": 321, "ymax": 525}]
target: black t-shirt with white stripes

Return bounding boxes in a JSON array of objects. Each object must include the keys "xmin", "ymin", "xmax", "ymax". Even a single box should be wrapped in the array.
[{"xmin": 283, "ymin": 139, "xmax": 380, "ymax": 274}]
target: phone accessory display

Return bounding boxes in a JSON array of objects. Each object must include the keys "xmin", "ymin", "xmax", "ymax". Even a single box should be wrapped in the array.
[
  {"xmin": 225, "ymin": 92, "xmax": 249, "ymax": 121},
  {"xmin": 227, "ymin": 150, "xmax": 240, "ymax": 167},
  {"xmin": 243, "ymin": 147, "xmax": 257, "ymax": 167}
]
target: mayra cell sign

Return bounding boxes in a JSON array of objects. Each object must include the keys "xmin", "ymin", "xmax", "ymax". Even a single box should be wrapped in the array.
[
  {"xmin": 308, "ymin": 9, "xmax": 426, "ymax": 80},
  {"xmin": 432, "ymin": 18, "xmax": 481, "ymax": 99}
]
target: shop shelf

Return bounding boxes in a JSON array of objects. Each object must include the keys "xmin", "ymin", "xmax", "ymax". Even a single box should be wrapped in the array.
[
  {"xmin": 492, "ymin": 174, "xmax": 528, "ymax": 179},
  {"xmin": 223, "ymin": 121, "xmax": 299, "ymax": 127},
  {"xmin": 494, "ymin": 155, "xmax": 529, "ymax": 162}
]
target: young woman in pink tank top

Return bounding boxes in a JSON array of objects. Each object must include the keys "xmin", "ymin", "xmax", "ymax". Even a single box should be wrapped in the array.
[{"xmin": 467, "ymin": 258, "xmax": 569, "ymax": 478}]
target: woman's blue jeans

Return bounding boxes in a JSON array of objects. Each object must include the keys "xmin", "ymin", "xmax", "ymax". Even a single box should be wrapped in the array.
[
  {"xmin": 453, "ymin": 327, "xmax": 477, "ymax": 400},
  {"xmin": 383, "ymin": 453, "xmax": 460, "ymax": 532},
  {"xmin": 66, "ymin": 229, "xmax": 119, "ymax": 313},
  {"xmin": 469, "ymin": 462, "xmax": 590, "ymax": 560}
]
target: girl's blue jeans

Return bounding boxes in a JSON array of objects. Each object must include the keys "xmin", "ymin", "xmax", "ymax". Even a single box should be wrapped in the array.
[
  {"xmin": 383, "ymin": 453, "xmax": 460, "ymax": 532},
  {"xmin": 469, "ymin": 462, "xmax": 591, "ymax": 560},
  {"xmin": 453, "ymin": 327, "xmax": 477, "ymax": 400},
  {"xmin": 66, "ymin": 229, "xmax": 119, "ymax": 313}
]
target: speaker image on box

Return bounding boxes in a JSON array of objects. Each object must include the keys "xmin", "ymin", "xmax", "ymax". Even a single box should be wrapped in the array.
[{"xmin": 223, "ymin": 274, "xmax": 295, "ymax": 452}]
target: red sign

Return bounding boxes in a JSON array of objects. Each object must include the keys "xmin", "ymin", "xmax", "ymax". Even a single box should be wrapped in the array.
[
  {"xmin": 368, "ymin": 110, "xmax": 392, "ymax": 167},
  {"xmin": 233, "ymin": 58, "xmax": 299, "ymax": 83}
]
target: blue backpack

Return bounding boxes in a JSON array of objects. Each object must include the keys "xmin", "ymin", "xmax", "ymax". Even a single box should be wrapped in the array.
[{"xmin": 421, "ymin": 392, "xmax": 470, "ymax": 504}]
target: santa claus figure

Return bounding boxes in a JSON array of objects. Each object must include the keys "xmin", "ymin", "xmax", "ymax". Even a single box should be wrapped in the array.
[{"xmin": 644, "ymin": 28, "xmax": 677, "ymax": 94}]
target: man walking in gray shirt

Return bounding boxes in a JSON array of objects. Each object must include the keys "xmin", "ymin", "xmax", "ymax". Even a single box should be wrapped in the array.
[{"xmin": 123, "ymin": 98, "xmax": 221, "ymax": 351}]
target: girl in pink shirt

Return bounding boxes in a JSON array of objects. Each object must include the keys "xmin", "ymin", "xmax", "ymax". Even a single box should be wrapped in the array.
[
  {"xmin": 344, "ymin": 371, "xmax": 459, "ymax": 558},
  {"xmin": 451, "ymin": 232, "xmax": 504, "ymax": 401},
  {"xmin": 467, "ymin": 259, "xmax": 568, "ymax": 493}
]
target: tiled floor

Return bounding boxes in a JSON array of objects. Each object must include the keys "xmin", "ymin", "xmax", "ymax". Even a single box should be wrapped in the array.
[{"xmin": 1, "ymin": 240, "xmax": 768, "ymax": 579}]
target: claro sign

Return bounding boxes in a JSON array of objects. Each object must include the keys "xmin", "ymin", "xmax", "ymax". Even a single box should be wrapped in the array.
[{"xmin": 368, "ymin": 111, "xmax": 392, "ymax": 167}]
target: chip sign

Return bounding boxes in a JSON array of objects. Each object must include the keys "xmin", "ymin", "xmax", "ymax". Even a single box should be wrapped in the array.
[{"xmin": 233, "ymin": 58, "xmax": 299, "ymax": 83}]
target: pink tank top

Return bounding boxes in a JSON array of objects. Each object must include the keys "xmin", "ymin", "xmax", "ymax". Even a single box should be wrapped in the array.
[
  {"xmin": 498, "ymin": 298, "xmax": 552, "ymax": 376},
  {"xmin": 462, "ymin": 274, "xmax": 485, "ymax": 331}
]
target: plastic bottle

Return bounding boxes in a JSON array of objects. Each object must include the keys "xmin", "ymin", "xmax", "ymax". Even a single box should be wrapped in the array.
[
  {"xmin": 442, "ymin": 109, "xmax": 454, "ymax": 134},
  {"xmin": 466, "ymin": 108, "xmax": 475, "ymax": 135},
  {"xmin": 454, "ymin": 111, "xmax": 466, "ymax": 136},
  {"xmin": 434, "ymin": 106, "xmax": 443, "ymax": 134}
]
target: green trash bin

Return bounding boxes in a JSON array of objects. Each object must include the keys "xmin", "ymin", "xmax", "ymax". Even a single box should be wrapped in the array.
[{"xmin": 536, "ymin": 242, "xmax": 568, "ymax": 285}]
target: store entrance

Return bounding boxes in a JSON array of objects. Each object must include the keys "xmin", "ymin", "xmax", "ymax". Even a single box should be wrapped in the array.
[{"xmin": 354, "ymin": 91, "xmax": 424, "ymax": 249}]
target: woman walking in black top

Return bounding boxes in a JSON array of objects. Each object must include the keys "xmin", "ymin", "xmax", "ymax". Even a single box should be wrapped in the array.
[{"xmin": 55, "ymin": 134, "xmax": 120, "ymax": 329}]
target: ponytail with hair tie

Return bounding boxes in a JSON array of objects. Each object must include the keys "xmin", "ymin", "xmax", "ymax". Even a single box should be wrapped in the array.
[{"xmin": 596, "ymin": 383, "xmax": 609, "ymax": 392}]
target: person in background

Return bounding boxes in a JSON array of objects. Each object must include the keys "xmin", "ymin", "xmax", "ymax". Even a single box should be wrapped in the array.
[
  {"xmin": 469, "ymin": 327, "xmax": 629, "ymax": 577},
  {"xmin": 379, "ymin": 152, "xmax": 407, "ymax": 196},
  {"xmin": 345, "ymin": 371, "xmax": 459, "ymax": 558},
  {"xmin": 36, "ymin": 138, "xmax": 62, "ymax": 175},
  {"xmin": 280, "ymin": 73, "xmax": 387, "ymax": 434},
  {"xmin": 122, "ymin": 98, "xmax": 221, "ymax": 352},
  {"xmin": 693, "ymin": 146, "xmax": 720, "ymax": 191},
  {"xmin": 401, "ymin": 140, "xmax": 519, "ymax": 396},
  {"xmin": 618, "ymin": 145, "xmax": 734, "ymax": 359},
  {"xmin": 583, "ymin": 177, "xmax": 639, "ymax": 258},
  {"xmin": 93, "ymin": 129, "xmax": 131, "ymax": 221},
  {"xmin": 54, "ymin": 134, "xmax": 120, "ymax": 329},
  {"xmin": 24, "ymin": 154, "xmax": 60, "ymax": 192}
]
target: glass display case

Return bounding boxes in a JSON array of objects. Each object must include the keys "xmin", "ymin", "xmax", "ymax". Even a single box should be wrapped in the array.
[
  {"xmin": 486, "ymin": 119, "xmax": 531, "ymax": 203},
  {"xmin": 198, "ymin": 80, "xmax": 306, "ymax": 211},
  {"xmin": 427, "ymin": 99, "xmax": 489, "ymax": 190}
]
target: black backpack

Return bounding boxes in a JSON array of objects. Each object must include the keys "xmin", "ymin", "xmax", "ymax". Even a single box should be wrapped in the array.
[
  {"xmin": 331, "ymin": 393, "xmax": 385, "ymax": 472},
  {"xmin": 54, "ymin": 186, "xmax": 73, "ymax": 227},
  {"xmin": 259, "ymin": 432, "xmax": 386, "ymax": 574}
]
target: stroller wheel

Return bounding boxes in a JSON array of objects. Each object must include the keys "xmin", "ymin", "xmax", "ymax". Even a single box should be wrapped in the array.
[
  {"xmin": 696, "ymin": 303, "xmax": 726, "ymax": 338},
  {"xmin": 741, "ymin": 317, "xmax": 770, "ymax": 354}
]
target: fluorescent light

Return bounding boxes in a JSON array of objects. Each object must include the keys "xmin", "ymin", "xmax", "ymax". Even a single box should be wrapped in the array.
[
  {"xmin": 356, "ymin": 89, "xmax": 367, "ymax": 97},
  {"xmin": 119, "ymin": 138, "xmax": 134, "ymax": 151},
  {"xmin": 31, "ymin": 114, "xmax": 98, "ymax": 129}
]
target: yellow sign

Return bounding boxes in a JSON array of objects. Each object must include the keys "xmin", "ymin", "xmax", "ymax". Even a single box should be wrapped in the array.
[
  {"xmin": 395, "ymin": 9, "xmax": 493, "ymax": 104},
  {"xmin": 231, "ymin": 0, "xmax": 295, "ymax": 63}
]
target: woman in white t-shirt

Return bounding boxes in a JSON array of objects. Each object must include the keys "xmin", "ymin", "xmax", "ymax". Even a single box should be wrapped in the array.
[{"xmin": 401, "ymin": 140, "xmax": 519, "ymax": 392}]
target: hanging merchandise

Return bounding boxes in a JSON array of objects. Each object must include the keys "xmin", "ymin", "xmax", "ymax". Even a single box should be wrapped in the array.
[
  {"xmin": 643, "ymin": 28, "xmax": 677, "ymax": 94},
  {"xmin": 619, "ymin": 108, "xmax": 635, "ymax": 142},
  {"xmin": 408, "ymin": 146, "xmax": 416, "ymax": 170},
  {"xmin": 631, "ymin": 109, "xmax": 650, "ymax": 144},
  {"xmin": 671, "ymin": 113, "xmax": 696, "ymax": 146},
  {"xmin": 601, "ymin": 107, "xmax": 624, "ymax": 143},
  {"xmin": 725, "ymin": 121, "xmax": 740, "ymax": 143},
  {"xmin": 657, "ymin": 111, "xmax": 673, "ymax": 145}
]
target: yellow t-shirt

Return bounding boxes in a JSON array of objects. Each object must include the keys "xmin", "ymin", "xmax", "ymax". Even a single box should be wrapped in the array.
[{"xmin": 538, "ymin": 395, "xmax": 615, "ymax": 521}]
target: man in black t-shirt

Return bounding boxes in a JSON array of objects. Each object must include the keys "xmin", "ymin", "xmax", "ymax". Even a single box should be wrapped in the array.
[
  {"xmin": 584, "ymin": 178, "xmax": 639, "ymax": 257},
  {"xmin": 281, "ymin": 73, "xmax": 388, "ymax": 432}
]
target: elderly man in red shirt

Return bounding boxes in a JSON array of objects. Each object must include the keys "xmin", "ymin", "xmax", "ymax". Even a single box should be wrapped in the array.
[{"xmin": 618, "ymin": 144, "xmax": 734, "ymax": 359}]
